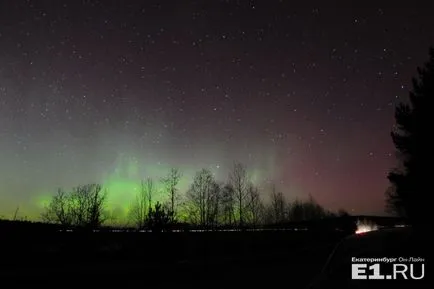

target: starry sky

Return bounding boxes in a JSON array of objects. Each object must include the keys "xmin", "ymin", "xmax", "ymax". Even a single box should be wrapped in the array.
[{"xmin": 1, "ymin": 0, "xmax": 434, "ymax": 220}]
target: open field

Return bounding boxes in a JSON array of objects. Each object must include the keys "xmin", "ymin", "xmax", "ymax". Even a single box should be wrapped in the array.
[
  {"xmin": 1, "ymin": 217, "xmax": 423, "ymax": 289},
  {"xmin": 1, "ymin": 223, "xmax": 347, "ymax": 288}
]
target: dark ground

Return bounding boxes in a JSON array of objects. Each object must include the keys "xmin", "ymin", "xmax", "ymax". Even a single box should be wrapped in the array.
[
  {"xmin": 1, "ymin": 227, "xmax": 345, "ymax": 289},
  {"xmin": 1, "ymin": 218, "xmax": 429, "ymax": 289},
  {"xmin": 308, "ymin": 227, "xmax": 433, "ymax": 289}
]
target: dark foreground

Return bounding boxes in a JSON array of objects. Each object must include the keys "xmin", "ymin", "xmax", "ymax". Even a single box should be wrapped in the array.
[
  {"xmin": 1, "ymin": 228, "xmax": 345, "ymax": 289},
  {"xmin": 0, "ymin": 222, "xmax": 431, "ymax": 289},
  {"xmin": 308, "ymin": 227, "xmax": 433, "ymax": 289}
]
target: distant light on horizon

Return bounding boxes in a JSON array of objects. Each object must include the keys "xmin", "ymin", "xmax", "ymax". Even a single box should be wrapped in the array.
[{"xmin": 355, "ymin": 219, "xmax": 378, "ymax": 234}]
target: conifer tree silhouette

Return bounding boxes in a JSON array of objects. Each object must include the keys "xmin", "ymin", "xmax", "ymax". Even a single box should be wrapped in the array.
[{"xmin": 387, "ymin": 47, "xmax": 434, "ymax": 229}]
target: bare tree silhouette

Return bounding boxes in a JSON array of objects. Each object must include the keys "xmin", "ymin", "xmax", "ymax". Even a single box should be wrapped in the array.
[
  {"xmin": 245, "ymin": 183, "xmax": 264, "ymax": 227},
  {"xmin": 74, "ymin": 184, "xmax": 107, "ymax": 228},
  {"xmin": 302, "ymin": 195, "xmax": 327, "ymax": 220},
  {"xmin": 42, "ymin": 184, "xmax": 107, "ymax": 229},
  {"xmin": 208, "ymin": 181, "xmax": 222, "ymax": 229},
  {"xmin": 42, "ymin": 189, "xmax": 73, "ymax": 226},
  {"xmin": 229, "ymin": 162, "xmax": 248, "ymax": 228},
  {"xmin": 38, "ymin": 169, "xmax": 353, "ymax": 231},
  {"xmin": 289, "ymin": 199, "xmax": 304, "ymax": 222},
  {"xmin": 288, "ymin": 195, "xmax": 327, "ymax": 222},
  {"xmin": 270, "ymin": 187, "xmax": 287, "ymax": 224},
  {"xmin": 130, "ymin": 178, "xmax": 154, "ymax": 229},
  {"xmin": 221, "ymin": 183, "xmax": 236, "ymax": 226},
  {"xmin": 13, "ymin": 206, "xmax": 19, "ymax": 221},
  {"xmin": 387, "ymin": 47, "xmax": 434, "ymax": 229},
  {"xmin": 186, "ymin": 169, "xmax": 220, "ymax": 228},
  {"xmin": 161, "ymin": 168, "xmax": 182, "ymax": 223}
]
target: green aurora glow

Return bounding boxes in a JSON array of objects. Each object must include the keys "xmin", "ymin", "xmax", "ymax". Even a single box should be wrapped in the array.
[{"xmin": 6, "ymin": 152, "xmax": 274, "ymax": 223}]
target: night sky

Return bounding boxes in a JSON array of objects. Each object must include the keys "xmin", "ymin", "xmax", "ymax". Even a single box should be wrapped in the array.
[{"xmin": 1, "ymin": 0, "xmax": 434, "ymax": 220}]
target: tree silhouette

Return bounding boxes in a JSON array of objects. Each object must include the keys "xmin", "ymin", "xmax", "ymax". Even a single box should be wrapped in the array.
[
  {"xmin": 387, "ymin": 47, "xmax": 434, "ymax": 228},
  {"xmin": 229, "ymin": 162, "xmax": 248, "ymax": 228},
  {"xmin": 42, "ymin": 189, "xmax": 73, "ymax": 226},
  {"xmin": 270, "ymin": 187, "xmax": 287, "ymax": 224},
  {"xmin": 161, "ymin": 168, "xmax": 182, "ymax": 223},
  {"xmin": 186, "ymin": 168, "xmax": 221, "ymax": 228},
  {"xmin": 42, "ymin": 184, "xmax": 107, "ymax": 229},
  {"xmin": 301, "ymin": 195, "xmax": 327, "ymax": 220},
  {"xmin": 147, "ymin": 201, "xmax": 173, "ymax": 232},
  {"xmin": 337, "ymin": 208, "xmax": 350, "ymax": 217},
  {"xmin": 220, "ymin": 183, "xmax": 236, "ymax": 226},
  {"xmin": 289, "ymin": 199, "xmax": 304, "ymax": 222},
  {"xmin": 129, "ymin": 178, "xmax": 154, "ymax": 229},
  {"xmin": 245, "ymin": 183, "xmax": 264, "ymax": 227}
]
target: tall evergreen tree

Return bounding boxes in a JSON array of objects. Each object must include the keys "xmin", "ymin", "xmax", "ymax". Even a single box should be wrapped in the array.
[{"xmin": 387, "ymin": 47, "xmax": 434, "ymax": 228}]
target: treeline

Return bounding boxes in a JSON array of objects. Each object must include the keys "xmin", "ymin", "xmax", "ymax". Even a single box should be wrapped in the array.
[{"xmin": 42, "ymin": 162, "xmax": 349, "ymax": 231}]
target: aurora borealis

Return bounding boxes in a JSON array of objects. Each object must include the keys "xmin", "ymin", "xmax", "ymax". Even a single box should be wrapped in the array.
[{"xmin": 1, "ymin": 1, "xmax": 434, "ymax": 221}]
